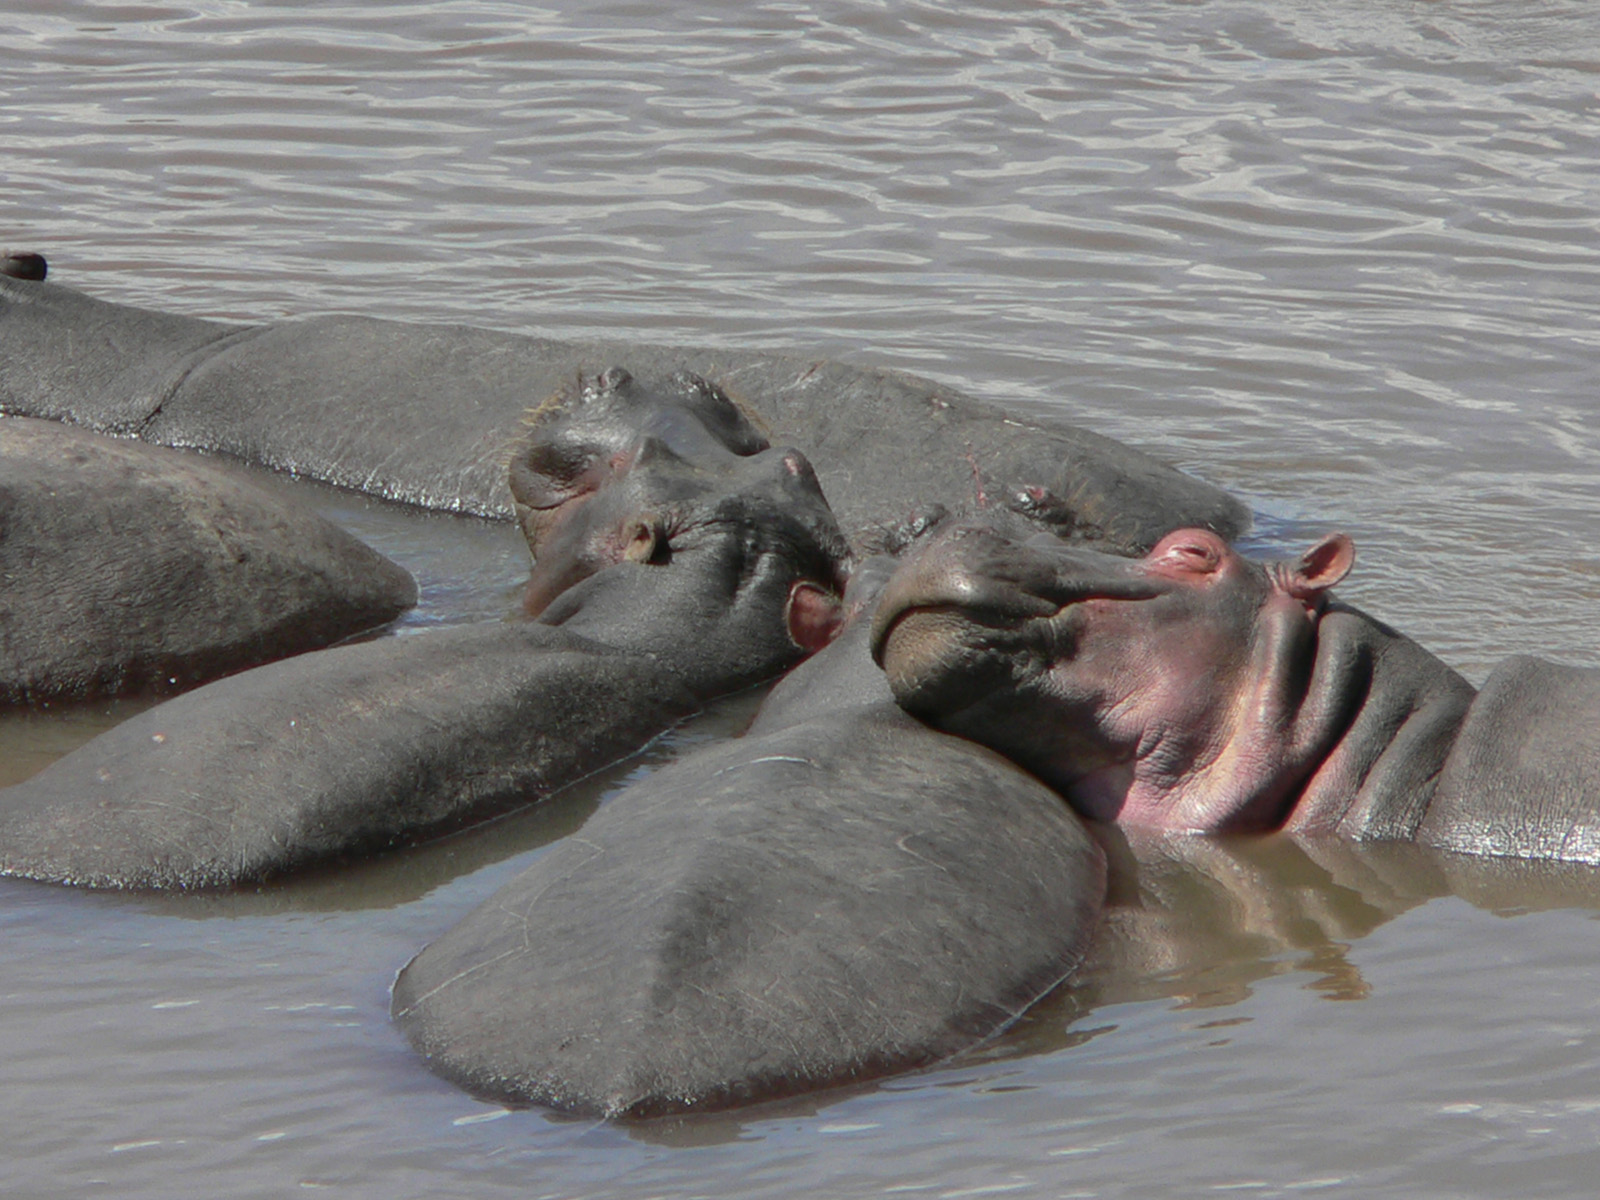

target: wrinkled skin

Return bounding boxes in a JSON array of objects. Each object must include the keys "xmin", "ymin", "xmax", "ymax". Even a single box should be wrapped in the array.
[
  {"xmin": 872, "ymin": 516, "xmax": 1472, "ymax": 837},
  {"xmin": 873, "ymin": 515, "xmax": 1600, "ymax": 862},
  {"xmin": 394, "ymin": 558, "xmax": 1105, "ymax": 1117},
  {"xmin": 0, "ymin": 415, "xmax": 416, "ymax": 705},
  {"xmin": 0, "ymin": 374, "xmax": 848, "ymax": 889},
  {"xmin": 0, "ymin": 273, "xmax": 1248, "ymax": 552}
]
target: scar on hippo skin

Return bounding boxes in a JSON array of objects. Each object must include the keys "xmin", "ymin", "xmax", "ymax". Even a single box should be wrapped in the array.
[
  {"xmin": 871, "ymin": 516, "xmax": 1519, "ymax": 844},
  {"xmin": 0, "ymin": 251, "xmax": 46, "ymax": 281},
  {"xmin": 1005, "ymin": 482, "xmax": 1109, "ymax": 545},
  {"xmin": 859, "ymin": 482, "xmax": 1111, "ymax": 564}
]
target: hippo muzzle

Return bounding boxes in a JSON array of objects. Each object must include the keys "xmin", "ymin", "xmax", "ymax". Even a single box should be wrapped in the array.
[{"xmin": 868, "ymin": 521, "xmax": 1168, "ymax": 723}]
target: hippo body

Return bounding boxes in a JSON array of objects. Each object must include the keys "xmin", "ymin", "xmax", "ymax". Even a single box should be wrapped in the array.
[
  {"xmin": 1420, "ymin": 656, "xmax": 1600, "ymax": 863},
  {"xmin": 0, "ymin": 276, "xmax": 1248, "ymax": 552},
  {"xmin": 872, "ymin": 518, "xmax": 1600, "ymax": 864},
  {"xmin": 0, "ymin": 382, "xmax": 849, "ymax": 888},
  {"xmin": 0, "ymin": 415, "xmax": 415, "ymax": 706},
  {"xmin": 0, "ymin": 623, "xmax": 695, "ymax": 888},
  {"xmin": 394, "ymin": 560, "xmax": 1105, "ymax": 1116}
]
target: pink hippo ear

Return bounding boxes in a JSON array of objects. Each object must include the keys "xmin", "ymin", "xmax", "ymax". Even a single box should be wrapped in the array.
[
  {"xmin": 785, "ymin": 581, "xmax": 844, "ymax": 654},
  {"xmin": 1282, "ymin": 533, "xmax": 1354, "ymax": 601}
]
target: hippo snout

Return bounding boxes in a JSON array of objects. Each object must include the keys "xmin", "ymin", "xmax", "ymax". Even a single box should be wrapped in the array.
[{"xmin": 869, "ymin": 521, "xmax": 1168, "ymax": 720}]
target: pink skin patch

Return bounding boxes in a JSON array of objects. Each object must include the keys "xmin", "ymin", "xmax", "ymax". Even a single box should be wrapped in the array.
[
  {"xmin": 785, "ymin": 581, "xmax": 844, "ymax": 654},
  {"xmin": 1059, "ymin": 529, "xmax": 1355, "ymax": 832}
]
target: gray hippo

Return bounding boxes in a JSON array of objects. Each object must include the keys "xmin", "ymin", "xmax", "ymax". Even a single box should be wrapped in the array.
[
  {"xmin": 393, "ymin": 556, "xmax": 1104, "ymax": 1117},
  {"xmin": 0, "ymin": 271, "xmax": 1247, "ymax": 552},
  {"xmin": 871, "ymin": 514, "xmax": 1600, "ymax": 862},
  {"xmin": 0, "ymin": 415, "xmax": 415, "ymax": 705},
  {"xmin": 0, "ymin": 371, "xmax": 848, "ymax": 888}
]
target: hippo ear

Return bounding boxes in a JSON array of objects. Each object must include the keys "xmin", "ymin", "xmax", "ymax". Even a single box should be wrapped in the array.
[
  {"xmin": 1284, "ymin": 533, "xmax": 1354, "ymax": 601},
  {"xmin": 621, "ymin": 516, "xmax": 669, "ymax": 565},
  {"xmin": 785, "ymin": 581, "xmax": 844, "ymax": 654}
]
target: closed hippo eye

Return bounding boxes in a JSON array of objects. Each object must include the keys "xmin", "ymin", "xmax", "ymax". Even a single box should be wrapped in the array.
[{"xmin": 1147, "ymin": 528, "xmax": 1227, "ymax": 577}]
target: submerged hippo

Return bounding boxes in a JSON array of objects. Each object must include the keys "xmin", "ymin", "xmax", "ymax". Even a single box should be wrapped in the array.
[
  {"xmin": 0, "ymin": 371, "xmax": 847, "ymax": 888},
  {"xmin": 0, "ymin": 271, "xmax": 1247, "ymax": 553},
  {"xmin": 394, "ymin": 556, "xmax": 1104, "ymax": 1117},
  {"xmin": 871, "ymin": 515, "xmax": 1600, "ymax": 862},
  {"xmin": 0, "ymin": 416, "xmax": 415, "ymax": 705}
]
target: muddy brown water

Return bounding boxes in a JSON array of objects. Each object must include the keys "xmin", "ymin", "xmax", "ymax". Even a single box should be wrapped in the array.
[{"xmin": 4, "ymin": 1, "xmax": 1600, "ymax": 1195}]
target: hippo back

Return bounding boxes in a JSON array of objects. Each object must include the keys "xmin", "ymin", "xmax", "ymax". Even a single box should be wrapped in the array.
[{"xmin": 1417, "ymin": 656, "xmax": 1600, "ymax": 864}]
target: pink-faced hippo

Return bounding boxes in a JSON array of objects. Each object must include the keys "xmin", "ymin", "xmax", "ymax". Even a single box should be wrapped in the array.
[{"xmin": 871, "ymin": 512, "xmax": 1600, "ymax": 862}]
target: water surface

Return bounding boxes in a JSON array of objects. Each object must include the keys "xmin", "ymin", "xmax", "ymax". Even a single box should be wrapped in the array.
[{"xmin": 3, "ymin": 1, "xmax": 1600, "ymax": 1195}]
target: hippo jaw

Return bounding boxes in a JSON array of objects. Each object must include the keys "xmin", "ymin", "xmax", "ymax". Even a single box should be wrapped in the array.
[{"xmin": 871, "ymin": 522, "xmax": 1358, "ymax": 833}]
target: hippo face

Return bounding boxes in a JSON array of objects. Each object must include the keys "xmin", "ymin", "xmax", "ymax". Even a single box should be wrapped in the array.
[
  {"xmin": 522, "ymin": 387, "xmax": 851, "ymax": 671},
  {"xmin": 505, "ymin": 367, "xmax": 838, "ymax": 629},
  {"xmin": 870, "ymin": 518, "xmax": 1354, "ymax": 831},
  {"xmin": 507, "ymin": 366, "xmax": 767, "ymax": 562}
]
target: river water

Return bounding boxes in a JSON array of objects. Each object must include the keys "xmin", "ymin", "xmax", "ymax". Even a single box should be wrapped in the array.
[{"xmin": 4, "ymin": 1, "xmax": 1600, "ymax": 1195}]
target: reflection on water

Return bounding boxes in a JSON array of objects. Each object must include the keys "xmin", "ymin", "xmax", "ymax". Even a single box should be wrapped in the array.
[
  {"xmin": 5, "ymin": 0, "xmax": 1600, "ymax": 1195},
  {"xmin": 0, "ymin": 699, "xmax": 154, "ymax": 787}
]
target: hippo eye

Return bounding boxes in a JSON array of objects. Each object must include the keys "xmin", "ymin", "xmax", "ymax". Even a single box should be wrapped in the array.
[{"xmin": 1149, "ymin": 529, "xmax": 1225, "ymax": 575}]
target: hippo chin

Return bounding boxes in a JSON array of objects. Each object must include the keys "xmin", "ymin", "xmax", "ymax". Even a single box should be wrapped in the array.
[{"xmin": 871, "ymin": 514, "xmax": 1600, "ymax": 862}]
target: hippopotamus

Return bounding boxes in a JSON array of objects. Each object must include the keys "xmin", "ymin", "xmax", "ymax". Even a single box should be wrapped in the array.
[
  {"xmin": 0, "ymin": 370, "xmax": 847, "ymax": 888},
  {"xmin": 871, "ymin": 515, "xmax": 1600, "ymax": 862},
  {"xmin": 393, "ymin": 556, "xmax": 1104, "ymax": 1117},
  {"xmin": 0, "ymin": 271, "xmax": 1247, "ymax": 553},
  {"xmin": 0, "ymin": 415, "xmax": 415, "ymax": 706}
]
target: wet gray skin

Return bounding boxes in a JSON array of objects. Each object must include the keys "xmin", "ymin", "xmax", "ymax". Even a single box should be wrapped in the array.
[
  {"xmin": 0, "ymin": 373, "xmax": 848, "ymax": 889},
  {"xmin": 0, "ymin": 415, "xmax": 416, "ymax": 706},
  {"xmin": 393, "ymin": 556, "xmax": 1105, "ymax": 1118},
  {"xmin": 0, "ymin": 271, "xmax": 1249, "ymax": 553},
  {"xmin": 869, "ymin": 514, "xmax": 1600, "ymax": 861}
]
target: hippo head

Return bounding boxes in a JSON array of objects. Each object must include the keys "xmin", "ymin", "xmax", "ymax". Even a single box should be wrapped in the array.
[
  {"xmin": 507, "ymin": 366, "xmax": 767, "ymax": 564},
  {"xmin": 510, "ymin": 368, "xmax": 850, "ymax": 689},
  {"xmin": 869, "ymin": 515, "xmax": 1354, "ymax": 832}
]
